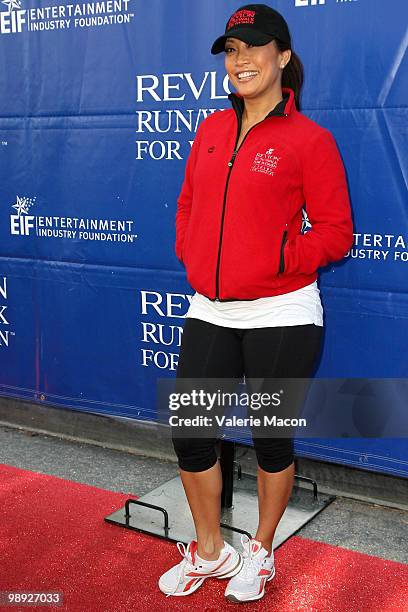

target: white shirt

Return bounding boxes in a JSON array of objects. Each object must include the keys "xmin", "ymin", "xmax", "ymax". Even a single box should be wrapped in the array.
[{"xmin": 185, "ymin": 281, "xmax": 323, "ymax": 329}]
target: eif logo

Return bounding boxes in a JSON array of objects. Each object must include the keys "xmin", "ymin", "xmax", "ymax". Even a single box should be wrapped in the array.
[
  {"xmin": 10, "ymin": 195, "xmax": 36, "ymax": 236},
  {"xmin": 1, "ymin": 0, "xmax": 26, "ymax": 34},
  {"xmin": 295, "ymin": 0, "xmax": 325, "ymax": 6}
]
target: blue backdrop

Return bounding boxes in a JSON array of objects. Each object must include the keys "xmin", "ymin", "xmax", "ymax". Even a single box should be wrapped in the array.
[{"xmin": 0, "ymin": 0, "xmax": 407, "ymax": 477}]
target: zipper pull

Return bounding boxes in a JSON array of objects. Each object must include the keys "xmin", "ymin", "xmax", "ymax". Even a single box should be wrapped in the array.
[{"xmin": 227, "ymin": 149, "xmax": 238, "ymax": 167}]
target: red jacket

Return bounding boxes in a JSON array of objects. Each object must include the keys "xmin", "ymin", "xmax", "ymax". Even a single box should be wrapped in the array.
[{"xmin": 175, "ymin": 86, "xmax": 353, "ymax": 301}]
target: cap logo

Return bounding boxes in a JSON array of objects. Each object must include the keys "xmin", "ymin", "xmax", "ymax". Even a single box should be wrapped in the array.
[{"xmin": 227, "ymin": 9, "xmax": 256, "ymax": 30}]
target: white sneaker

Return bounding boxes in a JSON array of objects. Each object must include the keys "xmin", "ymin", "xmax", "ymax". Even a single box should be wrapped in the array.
[
  {"xmin": 225, "ymin": 535, "xmax": 275, "ymax": 602},
  {"xmin": 158, "ymin": 539, "xmax": 243, "ymax": 597}
]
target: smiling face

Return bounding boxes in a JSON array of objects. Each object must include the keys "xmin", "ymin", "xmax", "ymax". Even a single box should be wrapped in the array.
[{"xmin": 224, "ymin": 37, "xmax": 291, "ymax": 99}]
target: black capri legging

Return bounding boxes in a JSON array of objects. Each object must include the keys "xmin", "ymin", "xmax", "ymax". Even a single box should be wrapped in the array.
[{"xmin": 172, "ymin": 317, "xmax": 323, "ymax": 473}]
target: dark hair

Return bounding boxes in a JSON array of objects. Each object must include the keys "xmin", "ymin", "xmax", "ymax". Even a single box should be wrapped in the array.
[{"xmin": 274, "ymin": 39, "xmax": 304, "ymax": 111}]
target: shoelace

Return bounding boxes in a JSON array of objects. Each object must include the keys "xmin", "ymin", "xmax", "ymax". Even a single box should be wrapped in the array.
[
  {"xmin": 165, "ymin": 541, "xmax": 200, "ymax": 598},
  {"xmin": 239, "ymin": 535, "xmax": 271, "ymax": 581}
]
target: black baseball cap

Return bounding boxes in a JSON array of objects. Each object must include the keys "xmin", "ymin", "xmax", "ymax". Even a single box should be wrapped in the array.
[{"xmin": 211, "ymin": 4, "xmax": 291, "ymax": 55}]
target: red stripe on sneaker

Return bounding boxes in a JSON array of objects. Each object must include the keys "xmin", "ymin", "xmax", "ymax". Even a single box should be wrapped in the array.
[
  {"xmin": 213, "ymin": 552, "xmax": 231, "ymax": 572},
  {"xmin": 187, "ymin": 552, "xmax": 232, "ymax": 577},
  {"xmin": 259, "ymin": 577, "xmax": 266, "ymax": 594},
  {"xmin": 184, "ymin": 577, "xmax": 199, "ymax": 592},
  {"xmin": 188, "ymin": 540, "xmax": 198, "ymax": 565},
  {"xmin": 259, "ymin": 568, "xmax": 271, "ymax": 576}
]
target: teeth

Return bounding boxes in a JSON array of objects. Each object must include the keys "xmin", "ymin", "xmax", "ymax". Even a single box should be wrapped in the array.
[{"xmin": 237, "ymin": 71, "xmax": 258, "ymax": 79}]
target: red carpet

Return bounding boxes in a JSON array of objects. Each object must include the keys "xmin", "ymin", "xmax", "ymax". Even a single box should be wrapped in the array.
[{"xmin": 0, "ymin": 463, "xmax": 407, "ymax": 611}]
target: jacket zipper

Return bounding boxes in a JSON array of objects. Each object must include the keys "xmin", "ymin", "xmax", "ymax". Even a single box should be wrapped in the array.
[
  {"xmin": 277, "ymin": 229, "xmax": 288, "ymax": 275},
  {"xmin": 214, "ymin": 103, "xmax": 288, "ymax": 301},
  {"xmin": 214, "ymin": 139, "xmax": 245, "ymax": 301}
]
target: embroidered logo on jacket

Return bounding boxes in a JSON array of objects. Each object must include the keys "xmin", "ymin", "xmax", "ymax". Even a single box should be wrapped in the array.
[{"xmin": 250, "ymin": 148, "xmax": 281, "ymax": 176}]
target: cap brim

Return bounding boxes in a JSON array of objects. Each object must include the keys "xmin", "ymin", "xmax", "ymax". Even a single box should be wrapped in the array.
[{"xmin": 211, "ymin": 28, "xmax": 274, "ymax": 55}]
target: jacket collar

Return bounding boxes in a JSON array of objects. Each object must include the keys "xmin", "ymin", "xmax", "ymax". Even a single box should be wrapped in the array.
[{"xmin": 227, "ymin": 86, "xmax": 295, "ymax": 121}]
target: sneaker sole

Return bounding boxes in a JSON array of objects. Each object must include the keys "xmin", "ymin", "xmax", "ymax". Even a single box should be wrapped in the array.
[{"xmin": 225, "ymin": 566, "xmax": 275, "ymax": 603}]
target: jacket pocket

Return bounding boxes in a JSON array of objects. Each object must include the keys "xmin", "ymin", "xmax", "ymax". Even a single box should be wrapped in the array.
[{"xmin": 277, "ymin": 230, "xmax": 288, "ymax": 275}]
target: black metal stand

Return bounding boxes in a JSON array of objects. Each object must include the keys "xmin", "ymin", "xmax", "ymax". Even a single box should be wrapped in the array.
[
  {"xmin": 105, "ymin": 440, "xmax": 335, "ymax": 549},
  {"xmin": 220, "ymin": 440, "xmax": 235, "ymax": 508}
]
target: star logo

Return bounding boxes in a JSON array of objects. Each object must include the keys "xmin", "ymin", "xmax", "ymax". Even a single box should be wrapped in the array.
[
  {"xmin": 11, "ymin": 195, "xmax": 36, "ymax": 216},
  {"xmin": 301, "ymin": 207, "xmax": 312, "ymax": 234},
  {"xmin": 2, "ymin": 0, "xmax": 22, "ymax": 11}
]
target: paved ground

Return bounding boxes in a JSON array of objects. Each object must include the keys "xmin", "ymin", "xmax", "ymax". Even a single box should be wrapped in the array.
[{"xmin": 1, "ymin": 424, "xmax": 407, "ymax": 564}]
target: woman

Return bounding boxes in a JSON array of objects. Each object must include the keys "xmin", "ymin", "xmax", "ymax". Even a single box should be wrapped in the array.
[{"xmin": 159, "ymin": 3, "xmax": 353, "ymax": 603}]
